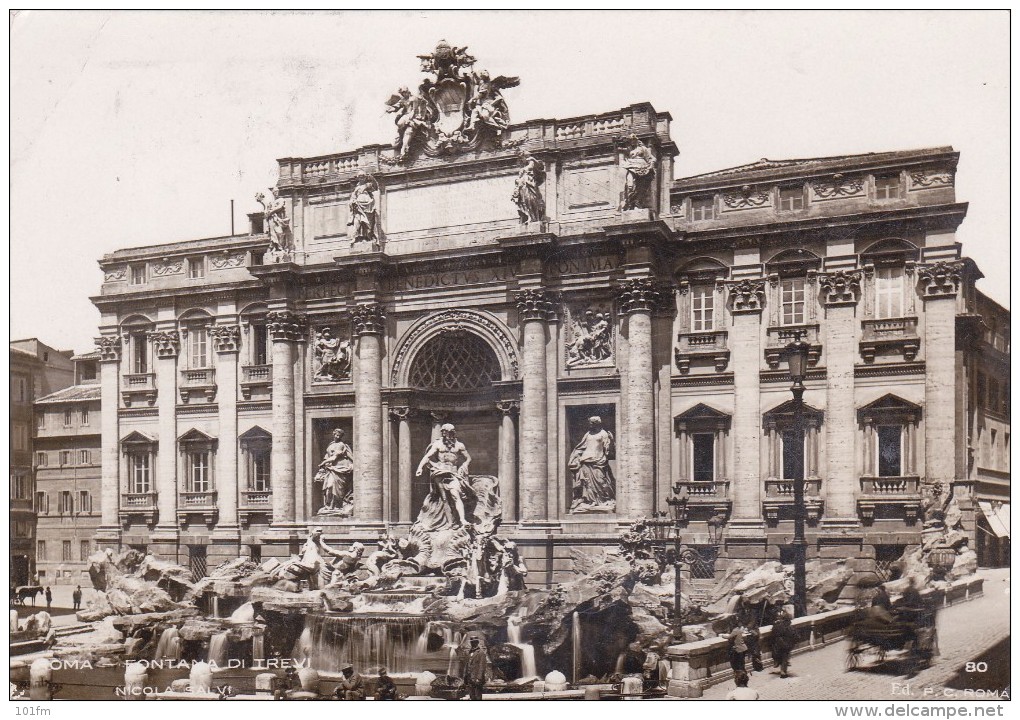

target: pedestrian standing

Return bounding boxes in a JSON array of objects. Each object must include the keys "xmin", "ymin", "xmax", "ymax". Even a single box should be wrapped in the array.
[
  {"xmin": 728, "ymin": 623, "xmax": 748, "ymax": 673},
  {"xmin": 464, "ymin": 636, "xmax": 489, "ymax": 701},
  {"xmin": 725, "ymin": 671, "xmax": 759, "ymax": 700},
  {"xmin": 72, "ymin": 585, "xmax": 82, "ymax": 611},
  {"xmin": 770, "ymin": 609, "xmax": 796, "ymax": 678},
  {"xmin": 45, "ymin": 587, "xmax": 52, "ymax": 610}
]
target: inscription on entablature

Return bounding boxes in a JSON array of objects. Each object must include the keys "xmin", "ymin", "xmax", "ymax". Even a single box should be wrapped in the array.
[
  {"xmin": 545, "ymin": 254, "xmax": 622, "ymax": 278},
  {"xmin": 301, "ymin": 282, "xmax": 353, "ymax": 300},
  {"xmin": 382, "ymin": 266, "xmax": 517, "ymax": 293}
]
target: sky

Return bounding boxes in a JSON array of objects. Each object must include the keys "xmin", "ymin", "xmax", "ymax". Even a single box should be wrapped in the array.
[{"xmin": 10, "ymin": 10, "xmax": 1010, "ymax": 354}]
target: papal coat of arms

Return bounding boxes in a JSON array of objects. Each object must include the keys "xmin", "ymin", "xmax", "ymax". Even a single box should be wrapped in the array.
[{"xmin": 385, "ymin": 40, "xmax": 520, "ymax": 163}]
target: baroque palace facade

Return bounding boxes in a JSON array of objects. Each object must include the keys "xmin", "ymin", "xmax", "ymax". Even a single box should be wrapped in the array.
[{"xmin": 91, "ymin": 44, "xmax": 1004, "ymax": 584}]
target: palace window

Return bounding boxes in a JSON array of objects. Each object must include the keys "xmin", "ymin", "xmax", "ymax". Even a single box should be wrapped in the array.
[
  {"xmin": 64, "ymin": 408, "xmax": 73, "ymax": 426},
  {"xmin": 36, "ymin": 412, "xmax": 45, "ymax": 431},
  {"xmin": 122, "ymin": 433, "xmax": 157, "ymax": 494},
  {"xmin": 780, "ymin": 278, "xmax": 806, "ymax": 325},
  {"xmin": 875, "ymin": 265, "xmax": 905, "ymax": 319},
  {"xmin": 13, "ymin": 423, "xmax": 28, "ymax": 451},
  {"xmin": 13, "ymin": 521, "xmax": 32, "ymax": 538},
  {"xmin": 874, "ymin": 173, "xmax": 901, "ymax": 200},
  {"xmin": 37, "ymin": 540, "xmax": 46, "ymax": 559},
  {"xmin": 130, "ymin": 265, "xmax": 146, "ymax": 285},
  {"xmin": 253, "ymin": 323, "xmax": 269, "ymax": 366},
  {"xmin": 80, "ymin": 540, "xmax": 91, "ymax": 561},
  {"xmin": 781, "ymin": 429, "xmax": 805, "ymax": 481},
  {"xmin": 763, "ymin": 399, "xmax": 824, "ymax": 482},
  {"xmin": 858, "ymin": 394, "xmax": 921, "ymax": 479},
  {"xmin": 78, "ymin": 490, "xmax": 92, "ymax": 514},
  {"xmin": 81, "ymin": 408, "xmax": 90, "ymax": 426},
  {"xmin": 779, "ymin": 186, "xmax": 805, "ymax": 211},
  {"xmin": 188, "ymin": 451, "xmax": 211, "ymax": 492},
  {"xmin": 12, "ymin": 376, "xmax": 28, "ymax": 403},
  {"xmin": 59, "ymin": 450, "xmax": 72, "ymax": 465},
  {"xmin": 674, "ymin": 403, "xmax": 731, "ymax": 487},
  {"xmin": 179, "ymin": 429, "xmax": 217, "ymax": 494},
  {"xmin": 188, "ymin": 257, "xmax": 206, "ymax": 279},
  {"xmin": 189, "ymin": 326, "xmax": 210, "ymax": 369},
  {"xmin": 690, "ymin": 285, "xmax": 715, "ymax": 332},
  {"xmin": 79, "ymin": 450, "xmax": 90, "ymax": 465},
  {"xmin": 62, "ymin": 541, "xmax": 72, "ymax": 562},
  {"xmin": 59, "ymin": 490, "xmax": 73, "ymax": 514},
  {"xmin": 35, "ymin": 491, "xmax": 48, "ymax": 514},
  {"xmin": 131, "ymin": 333, "xmax": 149, "ymax": 374},
  {"xmin": 240, "ymin": 426, "xmax": 272, "ymax": 492},
  {"xmin": 10, "ymin": 474, "xmax": 29, "ymax": 499},
  {"xmin": 691, "ymin": 197, "xmax": 715, "ymax": 221}
]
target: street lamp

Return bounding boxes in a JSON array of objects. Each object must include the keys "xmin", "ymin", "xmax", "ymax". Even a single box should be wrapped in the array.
[
  {"xmin": 785, "ymin": 331, "xmax": 811, "ymax": 618},
  {"xmin": 648, "ymin": 483, "xmax": 722, "ymax": 643}
]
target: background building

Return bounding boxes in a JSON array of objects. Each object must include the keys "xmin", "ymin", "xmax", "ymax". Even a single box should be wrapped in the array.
[
  {"xmin": 89, "ymin": 80, "xmax": 1009, "ymax": 584},
  {"xmin": 9, "ymin": 339, "xmax": 74, "ymax": 585},
  {"xmin": 34, "ymin": 353, "xmax": 103, "ymax": 585}
]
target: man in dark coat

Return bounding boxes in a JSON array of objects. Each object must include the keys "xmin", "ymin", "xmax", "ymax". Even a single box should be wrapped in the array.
[
  {"xmin": 464, "ymin": 637, "xmax": 489, "ymax": 701},
  {"xmin": 728, "ymin": 624, "xmax": 748, "ymax": 673},
  {"xmin": 334, "ymin": 664, "xmax": 365, "ymax": 700},
  {"xmin": 72, "ymin": 585, "xmax": 82, "ymax": 611},
  {"xmin": 374, "ymin": 668, "xmax": 398, "ymax": 700},
  {"xmin": 45, "ymin": 587, "xmax": 52, "ymax": 609},
  {"xmin": 769, "ymin": 609, "xmax": 796, "ymax": 678}
]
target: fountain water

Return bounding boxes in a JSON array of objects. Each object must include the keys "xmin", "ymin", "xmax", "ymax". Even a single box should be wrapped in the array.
[
  {"xmin": 297, "ymin": 614, "xmax": 435, "ymax": 674},
  {"xmin": 208, "ymin": 632, "xmax": 229, "ymax": 667},
  {"xmin": 507, "ymin": 609, "xmax": 537, "ymax": 679},
  {"xmin": 153, "ymin": 627, "xmax": 182, "ymax": 660}
]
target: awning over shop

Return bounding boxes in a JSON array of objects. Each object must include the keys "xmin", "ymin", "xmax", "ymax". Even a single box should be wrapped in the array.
[{"xmin": 978, "ymin": 501, "xmax": 1011, "ymax": 539}]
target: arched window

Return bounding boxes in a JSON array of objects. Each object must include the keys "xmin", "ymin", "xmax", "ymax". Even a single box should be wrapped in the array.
[{"xmin": 408, "ymin": 332, "xmax": 500, "ymax": 391}]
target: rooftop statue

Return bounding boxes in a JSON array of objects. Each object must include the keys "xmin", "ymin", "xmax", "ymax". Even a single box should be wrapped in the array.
[
  {"xmin": 385, "ymin": 41, "xmax": 520, "ymax": 163},
  {"xmin": 511, "ymin": 152, "xmax": 545, "ymax": 224},
  {"xmin": 347, "ymin": 173, "xmax": 380, "ymax": 244},
  {"xmin": 620, "ymin": 134, "xmax": 657, "ymax": 211},
  {"xmin": 255, "ymin": 188, "xmax": 294, "ymax": 260}
]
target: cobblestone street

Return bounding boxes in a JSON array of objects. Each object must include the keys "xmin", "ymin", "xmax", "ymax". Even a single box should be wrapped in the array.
[{"xmin": 701, "ymin": 569, "xmax": 1011, "ymax": 701}]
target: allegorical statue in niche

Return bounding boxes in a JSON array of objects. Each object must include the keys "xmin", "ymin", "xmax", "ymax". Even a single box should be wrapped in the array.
[
  {"xmin": 566, "ymin": 309, "xmax": 612, "ymax": 366},
  {"xmin": 314, "ymin": 429, "xmax": 353, "ymax": 516},
  {"xmin": 511, "ymin": 152, "xmax": 545, "ymax": 224},
  {"xmin": 569, "ymin": 416, "xmax": 616, "ymax": 513},
  {"xmin": 466, "ymin": 69, "xmax": 519, "ymax": 134},
  {"xmin": 347, "ymin": 173, "xmax": 380, "ymax": 244},
  {"xmin": 620, "ymin": 134, "xmax": 657, "ymax": 211},
  {"xmin": 415, "ymin": 423, "xmax": 472, "ymax": 530},
  {"xmin": 312, "ymin": 328, "xmax": 352, "ymax": 382},
  {"xmin": 255, "ymin": 189, "xmax": 293, "ymax": 257}
]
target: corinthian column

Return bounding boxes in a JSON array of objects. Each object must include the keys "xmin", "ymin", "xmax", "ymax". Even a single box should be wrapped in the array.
[
  {"xmin": 151, "ymin": 330, "xmax": 180, "ymax": 533},
  {"xmin": 352, "ymin": 303, "xmax": 386, "ymax": 522},
  {"xmin": 95, "ymin": 335, "xmax": 122, "ymax": 546},
  {"xmin": 617, "ymin": 278, "xmax": 661, "ymax": 518},
  {"xmin": 211, "ymin": 325, "xmax": 241, "ymax": 530},
  {"xmin": 515, "ymin": 289, "xmax": 554, "ymax": 523},
  {"xmin": 267, "ymin": 310, "xmax": 306, "ymax": 525}
]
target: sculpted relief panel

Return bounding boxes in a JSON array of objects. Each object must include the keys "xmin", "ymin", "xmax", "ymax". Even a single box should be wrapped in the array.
[
  {"xmin": 564, "ymin": 303, "xmax": 614, "ymax": 369},
  {"xmin": 312, "ymin": 324, "xmax": 353, "ymax": 383}
]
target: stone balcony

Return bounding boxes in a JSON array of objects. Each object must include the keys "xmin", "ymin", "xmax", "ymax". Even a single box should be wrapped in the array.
[
  {"xmin": 179, "ymin": 368, "xmax": 217, "ymax": 404},
  {"xmin": 857, "ymin": 475, "xmax": 922, "ymax": 524},
  {"xmin": 764, "ymin": 324, "xmax": 822, "ymax": 369},
  {"xmin": 240, "ymin": 364, "xmax": 273, "ymax": 400},
  {"xmin": 859, "ymin": 317, "xmax": 920, "ymax": 363},
  {"xmin": 674, "ymin": 480, "xmax": 732, "ymax": 518},
  {"xmin": 762, "ymin": 477, "xmax": 824, "ymax": 525},
  {"xmin": 121, "ymin": 372, "xmax": 157, "ymax": 407},
  {"xmin": 673, "ymin": 331, "xmax": 730, "ymax": 374},
  {"xmin": 239, "ymin": 490, "xmax": 273, "ymax": 527},
  {"xmin": 177, "ymin": 490, "xmax": 218, "ymax": 528},
  {"xmin": 119, "ymin": 492, "xmax": 158, "ymax": 528}
]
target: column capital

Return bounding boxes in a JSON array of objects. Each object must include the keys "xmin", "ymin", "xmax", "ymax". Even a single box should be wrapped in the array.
[
  {"xmin": 917, "ymin": 261, "xmax": 964, "ymax": 300},
  {"xmin": 210, "ymin": 325, "xmax": 242, "ymax": 354},
  {"xmin": 267, "ymin": 310, "xmax": 308, "ymax": 342},
  {"xmin": 495, "ymin": 399, "xmax": 521, "ymax": 417},
  {"xmin": 388, "ymin": 406, "xmax": 424, "ymax": 423},
  {"xmin": 95, "ymin": 336, "xmax": 121, "ymax": 363},
  {"xmin": 514, "ymin": 288, "xmax": 557, "ymax": 322},
  {"xmin": 150, "ymin": 331, "xmax": 180, "ymax": 359},
  {"xmin": 727, "ymin": 278, "xmax": 767, "ymax": 315},
  {"xmin": 615, "ymin": 277, "xmax": 661, "ymax": 315},
  {"xmin": 818, "ymin": 269, "xmax": 862, "ymax": 307},
  {"xmin": 351, "ymin": 302, "xmax": 387, "ymax": 336}
]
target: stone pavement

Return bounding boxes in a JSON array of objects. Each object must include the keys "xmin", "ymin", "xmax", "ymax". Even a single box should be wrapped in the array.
[{"xmin": 701, "ymin": 568, "xmax": 1011, "ymax": 701}]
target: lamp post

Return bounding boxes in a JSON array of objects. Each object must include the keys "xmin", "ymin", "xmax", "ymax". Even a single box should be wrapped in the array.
[
  {"xmin": 648, "ymin": 484, "xmax": 724, "ymax": 642},
  {"xmin": 785, "ymin": 331, "xmax": 811, "ymax": 618}
]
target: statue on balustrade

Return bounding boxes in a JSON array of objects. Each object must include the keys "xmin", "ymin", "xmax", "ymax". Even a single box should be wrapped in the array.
[
  {"xmin": 312, "ymin": 328, "xmax": 352, "ymax": 382},
  {"xmin": 565, "ymin": 309, "xmax": 612, "ymax": 367},
  {"xmin": 466, "ymin": 69, "xmax": 519, "ymax": 135},
  {"xmin": 620, "ymin": 134, "xmax": 657, "ymax": 211},
  {"xmin": 255, "ymin": 188, "xmax": 294, "ymax": 259},
  {"xmin": 415, "ymin": 424, "xmax": 472, "ymax": 530},
  {"xmin": 385, "ymin": 86, "xmax": 436, "ymax": 163},
  {"xmin": 511, "ymin": 152, "xmax": 545, "ymax": 224},
  {"xmin": 347, "ymin": 173, "xmax": 380, "ymax": 244},
  {"xmin": 569, "ymin": 416, "xmax": 616, "ymax": 513},
  {"xmin": 314, "ymin": 429, "xmax": 354, "ymax": 516}
]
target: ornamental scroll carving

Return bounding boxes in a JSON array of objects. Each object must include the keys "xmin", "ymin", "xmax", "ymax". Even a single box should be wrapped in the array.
[
  {"xmin": 150, "ymin": 331, "xmax": 181, "ymax": 359},
  {"xmin": 810, "ymin": 174, "xmax": 865, "ymax": 200},
  {"xmin": 818, "ymin": 270, "xmax": 862, "ymax": 307},
  {"xmin": 728, "ymin": 279, "xmax": 767, "ymax": 314},
  {"xmin": 722, "ymin": 185, "xmax": 771, "ymax": 210},
  {"xmin": 209, "ymin": 325, "xmax": 241, "ymax": 354},
  {"xmin": 909, "ymin": 168, "xmax": 954, "ymax": 189},
  {"xmin": 351, "ymin": 303, "xmax": 387, "ymax": 336},
  {"xmin": 95, "ymin": 336, "xmax": 121, "ymax": 362},
  {"xmin": 152, "ymin": 259, "xmax": 184, "ymax": 276},
  {"xmin": 917, "ymin": 261, "xmax": 964, "ymax": 299},
  {"xmin": 266, "ymin": 310, "xmax": 308, "ymax": 342},
  {"xmin": 390, "ymin": 309, "xmax": 520, "ymax": 385},
  {"xmin": 104, "ymin": 268, "xmax": 126, "ymax": 283},
  {"xmin": 515, "ymin": 288, "xmax": 557, "ymax": 322},
  {"xmin": 210, "ymin": 252, "xmax": 246, "ymax": 270},
  {"xmin": 565, "ymin": 304, "xmax": 614, "ymax": 368},
  {"xmin": 616, "ymin": 278, "xmax": 661, "ymax": 315}
]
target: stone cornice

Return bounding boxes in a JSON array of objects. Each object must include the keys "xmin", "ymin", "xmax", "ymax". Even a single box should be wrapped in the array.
[{"xmin": 854, "ymin": 361, "xmax": 926, "ymax": 378}]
